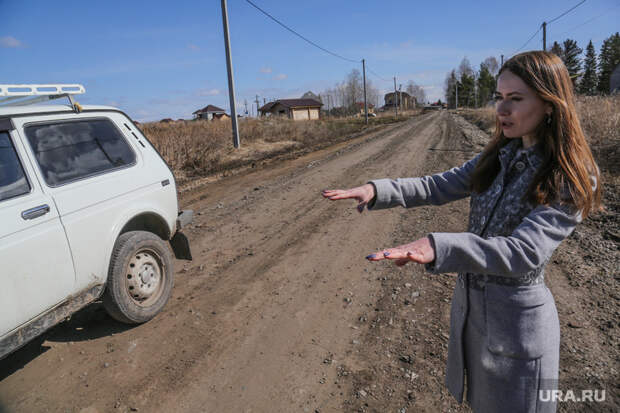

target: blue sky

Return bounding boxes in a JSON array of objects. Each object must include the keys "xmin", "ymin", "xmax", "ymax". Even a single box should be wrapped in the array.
[{"xmin": 1, "ymin": 0, "xmax": 618, "ymax": 122}]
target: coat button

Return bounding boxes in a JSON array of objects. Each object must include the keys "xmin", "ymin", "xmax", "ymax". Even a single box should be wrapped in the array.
[{"xmin": 515, "ymin": 161, "xmax": 526, "ymax": 171}]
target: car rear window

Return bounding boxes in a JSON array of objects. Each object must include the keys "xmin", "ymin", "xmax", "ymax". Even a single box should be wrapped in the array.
[
  {"xmin": 0, "ymin": 131, "xmax": 31, "ymax": 202},
  {"xmin": 24, "ymin": 118, "xmax": 136, "ymax": 186}
]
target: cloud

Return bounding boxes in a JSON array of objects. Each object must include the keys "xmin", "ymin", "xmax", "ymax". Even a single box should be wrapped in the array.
[
  {"xmin": 1, "ymin": 36, "xmax": 23, "ymax": 48},
  {"xmin": 187, "ymin": 44, "xmax": 200, "ymax": 51},
  {"xmin": 260, "ymin": 67, "xmax": 272, "ymax": 74},
  {"xmin": 198, "ymin": 88, "xmax": 220, "ymax": 96},
  {"xmin": 274, "ymin": 74, "xmax": 287, "ymax": 80}
]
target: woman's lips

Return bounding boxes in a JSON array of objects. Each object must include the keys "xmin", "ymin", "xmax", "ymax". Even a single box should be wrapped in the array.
[{"xmin": 501, "ymin": 121, "xmax": 513, "ymax": 128}]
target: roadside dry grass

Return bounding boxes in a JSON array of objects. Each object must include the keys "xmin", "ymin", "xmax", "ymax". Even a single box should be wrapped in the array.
[
  {"xmin": 457, "ymin": 95, "xmax": 620, "ymax": 175},
  {"xmin": 141, "ymin": 112, "xmax": 417, "ymax": 186}
]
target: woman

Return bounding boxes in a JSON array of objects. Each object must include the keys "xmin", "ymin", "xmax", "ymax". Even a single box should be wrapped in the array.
[{"xmin": 322, "ymin": 51, "xmax": 600, "ymax": 412}]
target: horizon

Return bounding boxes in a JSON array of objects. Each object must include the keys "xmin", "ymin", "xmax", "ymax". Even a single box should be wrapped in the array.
[{"xmin": 1, "ymin": 0, "xmax": 618, "ymax": 122}]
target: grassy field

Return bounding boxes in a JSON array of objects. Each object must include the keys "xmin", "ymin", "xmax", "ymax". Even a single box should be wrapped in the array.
[
  {"xmin": 141, "ymin": 111, "xmax": 416, "ymax": 186},
  {"xmin": 457, "ymin": 95, "xmax": 620, "ymax": 175}
]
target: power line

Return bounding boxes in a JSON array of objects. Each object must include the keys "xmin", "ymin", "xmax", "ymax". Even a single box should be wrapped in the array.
[
  {"xmin": 549, "ymin": 4, "xmax": 620, "ymax": 44},
  {"xmin": 513, "ymin": 26, "xmax": 542, "ymax": 55},
  {"xmin": 511, "ymin": 0, "xmax": 587, "ymax": 56},
  {"xmin": 366, "ymin": 67, "xmax": 390, "ymax": 82},
  {"xmin": 245, "ymin": 0, "xmax": 360, "ymax": 64},
  {"xmin": 547, "ymin": 0, "xmax": 587, "ymax": 24}
]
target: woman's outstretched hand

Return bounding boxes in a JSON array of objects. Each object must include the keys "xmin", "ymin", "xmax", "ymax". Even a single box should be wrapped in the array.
[
  {"xmin": 322, "ymin": 184, "xmax": 376, "ymax": 213},
  {"xmin": 366, "ymin": 237, "xmax": 435, "ymax": 266}
]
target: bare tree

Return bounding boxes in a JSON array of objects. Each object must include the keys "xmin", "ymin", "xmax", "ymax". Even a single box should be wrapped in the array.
[
  {"xmin": 482, "ymin": 56, "xmax": 499, "ymax": 76},
  {"xmin": 345, "ymin": 69, "xmax": 363, "ymax": 108},
  {"xmin": 458, "ymin": 57, "xmax": 475, "ymax": 78},
  {"xmin": 405, "ymin": 80, "xmax": 426, "ymax": 105}
]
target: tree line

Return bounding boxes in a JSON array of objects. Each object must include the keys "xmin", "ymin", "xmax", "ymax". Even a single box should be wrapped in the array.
[
  {"xmin": 444, "ymin": 32, "xmax": 620, "ymax": 108},
  {"xmin": 320, "ymin": 70, "xmax": 427, "ymax": 116}
]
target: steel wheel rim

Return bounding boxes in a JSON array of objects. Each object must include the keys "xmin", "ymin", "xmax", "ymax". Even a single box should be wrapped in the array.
[{"xmin": 125, "ymin": 248, "xmax": 165, "ymax": 307}]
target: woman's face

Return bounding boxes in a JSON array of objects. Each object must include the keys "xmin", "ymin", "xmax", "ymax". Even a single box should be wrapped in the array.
[{"xmin": 495, "ymin": 70, "xmax": 550, "ymax": 141}]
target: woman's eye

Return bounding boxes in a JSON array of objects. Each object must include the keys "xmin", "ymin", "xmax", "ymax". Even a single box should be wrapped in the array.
[
  {"xmin": 493, "ymin": 96, "xmax": 502, "ymax": 101},
  {"xmin": 512, "ymin": 97, "xmax": 522, "ymax": 101}
]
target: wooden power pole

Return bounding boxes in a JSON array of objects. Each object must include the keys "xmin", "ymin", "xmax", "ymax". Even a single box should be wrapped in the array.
[{"xmin": 221, "ymin": 0, "xmax": 240, "ymax": 148}]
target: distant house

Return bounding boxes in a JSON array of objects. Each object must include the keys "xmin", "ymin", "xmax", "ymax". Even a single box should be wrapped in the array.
[
  {"xmin": 384, "ymin": 92, "xmax": 416, "ymax": 110},
  {"xmin": 193, "ymin": 104, "xmax": 230, "ymax": 121},
  {"xmin": 301, "ymin": 91, "xmax": 322, "ymax": 102},
  {"xmin": 258, "ymin": 98, "xmax": 323, "ymax": 120},
  {"xmin": 355, "ymin": 102, "xmax": 375, "ymax": 114}
]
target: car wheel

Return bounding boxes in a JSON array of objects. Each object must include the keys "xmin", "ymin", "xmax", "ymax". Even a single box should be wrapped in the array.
[{"xmin": 103, "ymin": 231, "xmax": 174, "ymax": 324}]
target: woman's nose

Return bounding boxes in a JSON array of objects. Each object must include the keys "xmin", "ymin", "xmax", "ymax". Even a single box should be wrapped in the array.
[{"xmin": 496, "ymin": 100, "xmax": 510, "ymax": 116}]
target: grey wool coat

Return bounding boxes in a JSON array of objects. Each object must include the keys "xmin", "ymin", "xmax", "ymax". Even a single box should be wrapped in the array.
[{"xmin": 369, "ymin": 138, "xmax": 583, "ymax": 412}]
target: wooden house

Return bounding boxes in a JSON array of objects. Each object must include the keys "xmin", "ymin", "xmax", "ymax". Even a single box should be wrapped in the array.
[
  {"xmin": 193, "ymin": 104, "xmax": 229, "ymax": 121},
  {"xmin": 258, "ymin": 99, "xmax": 323, "ymax": 120}
]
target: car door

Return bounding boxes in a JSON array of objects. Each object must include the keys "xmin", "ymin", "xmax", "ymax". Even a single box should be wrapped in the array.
[
  {"xmin": 0, "ymin": 126, "xmax": 75, "ymax": 338},
  {"xmin": 17, "ymin": 113, "xmax": 174, "ymax": 293}
]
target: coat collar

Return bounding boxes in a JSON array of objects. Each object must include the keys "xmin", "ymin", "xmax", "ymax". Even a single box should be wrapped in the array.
[{"xmin": 498, "ymin": 138, "xmax": 544, "ymax": 171}]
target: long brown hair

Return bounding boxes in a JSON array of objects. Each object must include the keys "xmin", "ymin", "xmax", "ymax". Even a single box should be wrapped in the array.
[{"xmin": 470, "ymin": 51, "xmax": 601, "ymax": 217}]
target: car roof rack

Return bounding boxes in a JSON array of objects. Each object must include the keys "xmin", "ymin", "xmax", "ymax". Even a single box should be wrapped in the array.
[{"xmin": 0, "ymin": 84, "xmax": 85, "ymax": 112}]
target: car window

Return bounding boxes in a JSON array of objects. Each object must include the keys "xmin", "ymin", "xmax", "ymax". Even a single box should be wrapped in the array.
[
  {"xmin": 24, "ymin": 118, "xmax": 136, "ymax": 186},
  {"xmin": 0, "ymin": 131, "xmax": 31, "ymax": 202}
]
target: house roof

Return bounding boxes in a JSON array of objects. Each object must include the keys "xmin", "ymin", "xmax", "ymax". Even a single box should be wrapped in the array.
[
  {"xmin": 193, "ymin": 104, "xmax": 226, "ymax": 115},
  {"xmin": 258, "ymin": 101, "xmax": 278, "ymax": 112},
  {"xmin": 278, "ymin": 98, "xmax": 322, "ymax": 108},
  {"xmin": 384, "ymin": 91, "xmax": 412, "ymax": 98},
  {"xmin": 258, "ymin": 99, "xmax": 323, "ymax": 112}
]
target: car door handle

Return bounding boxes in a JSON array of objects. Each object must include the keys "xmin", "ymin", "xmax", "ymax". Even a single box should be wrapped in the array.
[{"xmin": 21, "ymin": 204, "xmax": 51, "ymax": 220}]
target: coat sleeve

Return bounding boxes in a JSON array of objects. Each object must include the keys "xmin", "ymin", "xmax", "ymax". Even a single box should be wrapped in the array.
[
  {"xmin": 367, "ymin": 153, "xmax": 481, "ymax": 210},
  {"xmin": 426, "ymin": 202, "xmax": 582, "ymax": 277}
]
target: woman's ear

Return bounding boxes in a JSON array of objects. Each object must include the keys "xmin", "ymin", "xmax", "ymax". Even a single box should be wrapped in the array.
[{"xmin": 545, "ymin": 102, "xmax": 553, "ymax": 116}]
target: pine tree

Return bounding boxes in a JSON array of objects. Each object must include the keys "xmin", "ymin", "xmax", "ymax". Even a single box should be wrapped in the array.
[
  {"xmin": 444, "ymin": 70, "xmax": 457, "ymax": 109},
  {"xmin": 477, "ymin": 62, "xmax": 496, "ymax": 106},
  {"xmin": 578, "ymin": 40, "xmax": 598, "ymax": 95},
  {"xmin": 457, "ymin": 58, "xmax": 475, "ymax": 107},
  {"xmin": 562, "ymin": 39, "xmax": 583, "ymax": 87},
  {"xmin": 597, "ymin": 32, "xmax": 620, "ymax": 94},
  {"xmin": 550, "ymin": 41, "xmax": 563, "ymax": 58},
  {"xmin": 460, "ymin": 72, "xmax": 475, "ymax": 107}
]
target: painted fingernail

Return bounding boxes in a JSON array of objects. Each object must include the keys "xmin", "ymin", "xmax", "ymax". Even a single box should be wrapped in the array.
[
  {"xmin": 383, "ymin": 252, "xmax": 390, "ymax": 257},
  {"xmin": 366, "ymin": 254, "xmax": 376, "ymax": 259}
]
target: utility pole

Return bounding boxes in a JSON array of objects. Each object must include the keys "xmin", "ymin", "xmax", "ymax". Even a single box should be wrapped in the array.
[
  {"xmin": 399, "ymin": 84, "xmax": 402, "ymax": 112},
  {"xmin": 542, "ymin": 22, "xmax": 547, "ymax": 51},
  {"xmin": 501, "ymin": 54, "xmax": 504, "ymax": 66},
  {"xmin": 255, "ymin": 95, "xmax": 260, "ymax": 118},
  {"xmin": 455, "ymin": 80, "xmax": 458, "ymax": 110},
  {"xmin": 244, "ymin": 99, "xmax": 248, "ymax": 116},
  {"xmin": 327, "ymin": 94, "xmax": 331, "ymax": 117},
  {"xmin": 362, "ymin": 59, "xmax": 368, "ymax": 124},
  {"xmin": 393, "ymin": 77, "xmax": 398, "ymax": 116},
  {"xmin": 221, "ymin": 0, "xmax": 240, "ymax": 148}
]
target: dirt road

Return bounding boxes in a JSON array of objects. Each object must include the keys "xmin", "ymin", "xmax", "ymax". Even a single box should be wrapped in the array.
[{"xmin": 1, "ymin": 111, "xmax": 617, "ymax": 413}]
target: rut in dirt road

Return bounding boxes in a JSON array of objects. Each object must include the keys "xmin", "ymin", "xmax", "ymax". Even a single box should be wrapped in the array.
[{"xmin": 1, "ymin": 112, "xmax": 469, "ymax": 413}]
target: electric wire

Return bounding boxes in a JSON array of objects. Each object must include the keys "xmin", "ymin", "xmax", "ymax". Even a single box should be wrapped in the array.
[
  {"xmin": 511, "ymin": 0, "xmax": 587, "ymax": 57},
  {"xmin": 547, "ymin": 0, "xmax": 587, "ymax": 24},
  {"xmin": 513, "ymin": 26, "xmax": 542, "ymax": 55},
  {"xmin": 245, "ymin": 0, "xmax": 360, "ymax": 64},
  {"xmin": 366, "ymin": 67, "xmax": 391, "ymax": 82},
  {"xmin": 548, "ymin": 4, "xmax": 620, "ymax": 45}
]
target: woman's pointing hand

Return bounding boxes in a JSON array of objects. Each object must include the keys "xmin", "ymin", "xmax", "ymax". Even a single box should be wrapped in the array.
[
  {"xmin": 322, "ymin": 184, "xmax": 376, "ymax": 213},
  {"xmin": 366, "ymin": 237, "xmax": 436, "ymax": 266}
]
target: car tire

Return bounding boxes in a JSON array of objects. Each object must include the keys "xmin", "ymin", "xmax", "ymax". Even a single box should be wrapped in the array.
[{"xmin": 103, "ymin": 231, "xmax": 174, "ymax": 324}]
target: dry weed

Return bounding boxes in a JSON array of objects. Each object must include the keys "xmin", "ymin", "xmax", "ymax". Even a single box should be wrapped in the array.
[{"xmin": 141, "ymin": 114, "xmax": 411, "ymax": 183}]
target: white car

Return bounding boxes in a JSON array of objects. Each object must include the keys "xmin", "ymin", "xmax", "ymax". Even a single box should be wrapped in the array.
[{"xmin": 0, "ymin": 84, "xmax": 192, "ymax": 359}]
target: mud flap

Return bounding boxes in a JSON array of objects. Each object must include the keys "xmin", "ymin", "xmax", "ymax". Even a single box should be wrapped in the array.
[{"xmin": 170, "ymin": 231, "xmax": 192, "ymax": 260}]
